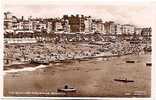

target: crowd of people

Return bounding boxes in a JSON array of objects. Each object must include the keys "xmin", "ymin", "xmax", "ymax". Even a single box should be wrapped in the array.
[{"xmin": 4, "ymin": 38, "xmax": 148, "ymax": 66}]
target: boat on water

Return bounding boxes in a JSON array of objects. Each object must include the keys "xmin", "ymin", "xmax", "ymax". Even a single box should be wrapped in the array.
[
  {"xmin": 146, "ymin": 63, "xmax": 152, "ymax": 66},
  {"xmin": 114, "ymin": 78, "xmax": 134, "ymax": 83},
  {"xmin": 57, "ymin": 85, "xmax": 77, "ymax": 92},
  {"xmin": 126, "ymin": 60, "xmax": 135, "ymax": 63},
  {"xmin": 57, "ymin": 88, "xmax": 77, "ymax": 92}
]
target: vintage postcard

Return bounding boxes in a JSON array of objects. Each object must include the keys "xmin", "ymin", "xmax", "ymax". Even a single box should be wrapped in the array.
[{"xmin": 2, "ymin": 0, "xmax": 156, "ymax": 98}]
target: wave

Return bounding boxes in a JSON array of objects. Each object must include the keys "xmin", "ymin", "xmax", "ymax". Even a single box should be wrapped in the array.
[{"xmin": 4, "ymin": 64, "xmax": 47, "ymax": 74}]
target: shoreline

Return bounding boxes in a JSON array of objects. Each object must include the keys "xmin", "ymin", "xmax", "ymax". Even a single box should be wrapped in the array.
[{"xmin": 4, "ymin": 52, "xmax": 136, "ymax": 72}]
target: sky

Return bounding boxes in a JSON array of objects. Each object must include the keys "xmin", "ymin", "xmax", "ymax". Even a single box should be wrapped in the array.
[{"xmin": 3, "ymin": 0, "xmax": 156, "ymax": 27}]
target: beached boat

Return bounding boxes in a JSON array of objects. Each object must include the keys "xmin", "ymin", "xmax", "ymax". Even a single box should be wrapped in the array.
[{"xmin": 30, "ymin": 59, "xmax": 49, "ymax": 65}]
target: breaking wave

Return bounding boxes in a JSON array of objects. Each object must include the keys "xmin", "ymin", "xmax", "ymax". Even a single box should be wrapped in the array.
[{"xmin": 4, "ymin": 65, "xmax": 47, "ymax": 74}]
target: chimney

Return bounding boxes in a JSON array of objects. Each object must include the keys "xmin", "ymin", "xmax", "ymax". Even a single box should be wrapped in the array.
[{"xmin": 21, "ymin": 16, "xmax": 24, "ymax": 21}]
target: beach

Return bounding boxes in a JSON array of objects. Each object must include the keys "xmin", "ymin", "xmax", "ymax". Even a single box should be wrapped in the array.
[{"xmin": 4, "ymin": 53, "xmax": 151, "ymax": 97}]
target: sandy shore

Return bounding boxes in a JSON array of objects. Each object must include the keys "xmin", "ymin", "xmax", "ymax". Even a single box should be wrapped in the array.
[{"xmin": 4, "ymin": 53, "xmax": 151, "ymax": 97}]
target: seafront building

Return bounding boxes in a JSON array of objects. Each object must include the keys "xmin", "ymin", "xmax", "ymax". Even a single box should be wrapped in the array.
[
  {"xmin": 4, "ymin": 12, "xmax": 152, "ymax": 40},
  {"xmin": 104, "ymin": 21, "xmax": 116, "ymax": 35},
  {"xmin": 84, "ymin": 16, "xmax": 92, "ymax": 33},
  {"xmin": 4, "ymin": 12, "xmax": 17, "ymax": 33},
  {"xmin": 121, "ymin": 24, "xmax": 135, "ymax": 35},
  {"xmin": 115, "ymin": 24, "xmax": 122, "ymax": 35}
]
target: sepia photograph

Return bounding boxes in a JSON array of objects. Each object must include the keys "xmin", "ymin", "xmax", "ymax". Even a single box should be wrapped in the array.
[{"xmin": 3, "ymin": 0, "xmax": 155, "ymax": 98}]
